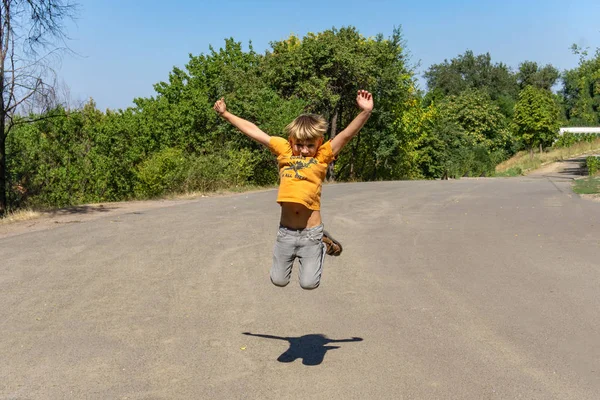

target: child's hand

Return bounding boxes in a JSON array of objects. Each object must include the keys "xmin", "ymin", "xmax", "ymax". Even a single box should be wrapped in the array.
[
  {"xmin": 356, "ymin": 90, "xmax": 373, "ymax": 112},
  {"xmin": 213, "ymin": 97, "xmax": 227, "ymax": 115}
]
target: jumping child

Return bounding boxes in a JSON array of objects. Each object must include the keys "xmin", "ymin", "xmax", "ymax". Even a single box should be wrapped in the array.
[{"xmin": 213, "ymin": 90, "xmax": 373, "ymax": 289}]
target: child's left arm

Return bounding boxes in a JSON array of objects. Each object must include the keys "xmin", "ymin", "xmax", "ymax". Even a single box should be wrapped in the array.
[{"xmin": 330, "ymin": 90, "xmax": 374, "ymax": 156}]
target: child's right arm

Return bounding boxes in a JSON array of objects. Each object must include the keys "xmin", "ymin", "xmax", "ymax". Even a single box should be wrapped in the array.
[{"xmin": 213, "ymin": 98, "xmax": 271, "ymax": 146}]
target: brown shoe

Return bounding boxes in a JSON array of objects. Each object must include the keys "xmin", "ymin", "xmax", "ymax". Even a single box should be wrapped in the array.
[{"xmin": 322, "ymin": 230, "xmax": 343, "ymax": 256}]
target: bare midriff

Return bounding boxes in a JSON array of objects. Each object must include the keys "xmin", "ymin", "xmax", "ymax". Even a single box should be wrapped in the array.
[{"xmin": 280, "ymin": 202, "xmax": 322, "ymax": 229}]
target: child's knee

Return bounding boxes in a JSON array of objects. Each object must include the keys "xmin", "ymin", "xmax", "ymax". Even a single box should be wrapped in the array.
[
  {"xmin": 299, "ymin": 277, "xmax": 320, "ymax": 290},
  {"xmin": 270, "ymin": 275, "xmax": 290, "ymax": 288}
]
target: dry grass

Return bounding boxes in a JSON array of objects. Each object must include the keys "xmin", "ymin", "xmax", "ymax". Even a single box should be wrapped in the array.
[
  {"xmin": 495, "ymin": 138, "xmax": 600, "ymax": 174},
  {"xmin": 0, "ymin": 209, "xmax": 42, "ymax": 224},
  {"xmin": 168, "ymin": 184, "xmax": 278, "ymax": 200}
]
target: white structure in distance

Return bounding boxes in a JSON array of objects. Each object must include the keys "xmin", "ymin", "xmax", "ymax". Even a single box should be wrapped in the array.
[{"xmin": 558, "ymin": 127, "xmax": 600, "ymax": 135}]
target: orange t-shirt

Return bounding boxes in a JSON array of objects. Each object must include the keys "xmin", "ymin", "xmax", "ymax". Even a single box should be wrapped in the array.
[{"xmin": 269, "ymin": 137, "xmax": 335, "ymax": 210}]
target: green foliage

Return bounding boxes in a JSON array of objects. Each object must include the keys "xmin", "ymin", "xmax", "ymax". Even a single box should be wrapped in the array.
[
  {"xmin": 440, "ymin": 89, "xmax": 508, "ymax": 146},
  {"xmin": 7, "ymin": 101, "xmax": 149, "ymax": 207},
  {"xmin": 494, "ymin": 167, "xmax": 523, "ymax": 177},
  {"xmin": 335, "ymin": 29, "xmax": 416, "ymax": 181},
  {"xmin": 263, "ymin": 27, "xmax": 377, "ymax": 114},
  {"xmin": 586, "ymin": 156, "xmax": 600, "ymax": 176},
  {"xmin": 400, "ymin": 93, "xmax": 439, "ymax": 179},
  {"xmin": 512, "ymin": 86, "xmax": 560, "ymax": 151},
  {"xmin": 417, "ymin": 50, "xmax": 525, "ymax": 179},
  {"xmin": 412, "ymin": 89, "xmax": 511, "ymax": 179},
  {"xmin": 7, "ymin": 27, "xmax": 598, "ymax": 212},
  {"xmin": 561, "ymin": 47, "xmax": 600, "ymax": 126},
  {"xmin": 424, "ymin": 50, "xmax": 519, "ymax": 113},
  {"xmin": 0, "ymin": 0, "xmax": 78, "ymax": 214},
  {"xmin": 517, "ymin": 61, "xmax": 559, "ymax": 91},
  {"xmin": 573, "ymin": 176, "xmax": 600, "ymax": 194},
  {"xmin": 134, "ymin": 147, "xmax": 265, "ymax": 198},
  {"xmin": 449, "ymin": 145, "xmax": 502, "ymax": 178},
  {"xmin": 185, "ymin": 148, "xmax": 260, "ymax": 192},
  {"xmin": 263, "ymin": 27, "xmax": 415, "ymax": 181},
  {"xmin": 135, "ymin": 148, "xmax": 190, "ymax": 198},
  {"xmin": 554, "ymin": 133, "xmax": 577, "ymax": 148},
  {"xmin": 554, "ymin": 132, "xmax": 600, "ymax": 147}
]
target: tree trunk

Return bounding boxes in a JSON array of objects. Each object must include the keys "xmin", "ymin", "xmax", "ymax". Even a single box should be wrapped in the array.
[
  {"xmin": 327, "ymin": 104, "xmax": 339, "ymax": 182},
  {"xmin": 539, "ymin": 143, "xmax": 543, "ymax": 154},
  {"xmin": 0, "ymin": 70, "xmax": 5, "ymax": 215},
  {"xmin": 350, "ymin": 131, "xmax": 361, "ymax": 180},
  {"xmin": 0, "ymin": 7, "xmax": 5, "ymax": 216},
  {"xmin": 0, "ymin": 113, "xmax": 6, "ymax": 216},
  {"xmin": 529, "ymin": 147, "xmax": 534, "ymax": 160}
]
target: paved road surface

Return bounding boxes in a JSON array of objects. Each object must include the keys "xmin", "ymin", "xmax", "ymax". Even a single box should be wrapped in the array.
[{"xmin": 1, "ymin": 170, "xmax": 599, "ymax": 399}]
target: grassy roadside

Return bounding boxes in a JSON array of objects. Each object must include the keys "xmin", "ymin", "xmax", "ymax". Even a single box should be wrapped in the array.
[
  {"xmin": 573, "ymin": 176, "xmax": 600, "ymax": 195},
  {"xmin": 1, "ymin": 183, "xmax": 278, "ymax": 225},
  {"xmin": 494, "ymin": 138, "xmax": 600, "ymax": 177},
  {"xmin": 0, "ymin": 209, "xmax": 42, "ymax": 225}
]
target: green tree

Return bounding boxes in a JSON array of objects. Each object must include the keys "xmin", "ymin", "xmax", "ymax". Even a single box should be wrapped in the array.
[
  {"xmin": 517, "ymin": 61, "xmax": 560, "ymax": 91},
  {"xmin": 513, "ymin": 86, "xmax": 560, "ymax": 157},
  {"xmin": 415, "ymin": 90, "xmax": 509, "ymax": 179},
  {"xmin": 146, "ymin": 38, "xmax": 307, "ymax": 183},
  {"xmin": 438, "ymin": 89, "xmax": 508, "ymax": 148},
  {"xmin": 263, "ymin": 26, "xmax": 414, "ymax": 181},
  {"xmin": 7, "ymin": 100, "xmax": 144, "ymax": 207},
  {"xmin": 336, "ymin": 29, "xmax": 415, "ymax": 181},
  {"xmin": 263, "ymin": 27, "xmax": 376, "ymax": 179},
  {"xmin": 561, "ymin": 46, "xmax": 600, "ymax": 126},
  {"xmin": 395, "ymin": 89, "xmax": 438, "ymax": 179},
  {"xmin": 424, "ymin": 50, "xmax": 518, "ymax": 117}
]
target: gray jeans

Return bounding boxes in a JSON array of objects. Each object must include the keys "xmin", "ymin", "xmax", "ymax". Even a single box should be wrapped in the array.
[{"xmin": 270, "ymin": 224, "xmax": 326, "ymax": 290}]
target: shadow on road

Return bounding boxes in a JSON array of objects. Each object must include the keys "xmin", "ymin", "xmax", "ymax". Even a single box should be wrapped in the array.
[
  {"xmin": 46, "ymin": 204, "xmax": 116, "ymax": 216},
  {"xmin": 528, "ymin": 157, "xmax": 590, "ymax": 180},
  {"xmin": 242, "ymin": 332, "xmax": 363, "ymax": 366},
  {"xmin": 556, "ymin": 157, "xmax": 588, "ymax": 177}
]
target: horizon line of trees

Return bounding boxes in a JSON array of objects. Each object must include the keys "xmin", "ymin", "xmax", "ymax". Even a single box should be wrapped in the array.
[{"xmin": 3, "ymin": 24, "xmax": 600, "ymax": 212}]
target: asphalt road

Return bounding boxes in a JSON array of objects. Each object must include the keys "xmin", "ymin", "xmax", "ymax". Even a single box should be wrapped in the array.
[{"xmin": 1, "ymin": 169, "xmax": 599, "ymax": 399}]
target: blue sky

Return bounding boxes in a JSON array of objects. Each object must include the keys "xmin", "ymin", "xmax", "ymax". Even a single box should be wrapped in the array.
[{"xmin": 58, "ymin": 0, "xmax": 600, "ymax": 110}]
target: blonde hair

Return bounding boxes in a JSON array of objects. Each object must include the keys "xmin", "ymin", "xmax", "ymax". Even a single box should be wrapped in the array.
[{"xmin": 285, "ymin": 114, "xmax": 328, "ymax": 141}]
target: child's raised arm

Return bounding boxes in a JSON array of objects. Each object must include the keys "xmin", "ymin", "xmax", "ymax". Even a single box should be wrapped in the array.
[
  {"xmin": 213, "ymin": 98, "xmax": 271, "ymax": 146},
  {"xmin": 330, "ymin": 90, "xmax": 374, "ymax": 156}
]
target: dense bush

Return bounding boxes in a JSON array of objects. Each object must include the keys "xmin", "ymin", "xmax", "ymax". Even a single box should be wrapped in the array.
[
  {"xmin": 135, "ymin": 148, "xmax": 190, "ymax": 198},
  {"xmin": 587, "ymin": 156, "xmax": 600, "ymax": 176},
  {"xmin": 555, "ymin": 132, "xmax": 600, "ymax": 147},
  {"xmin": 184, "ymin": 148, "xmax": 262, "ymax": 193}
]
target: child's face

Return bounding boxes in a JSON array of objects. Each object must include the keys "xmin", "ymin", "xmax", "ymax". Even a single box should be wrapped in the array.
[{"xmin": 290, "ymin": 138, "xmax": 323, "ymax": 157}]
